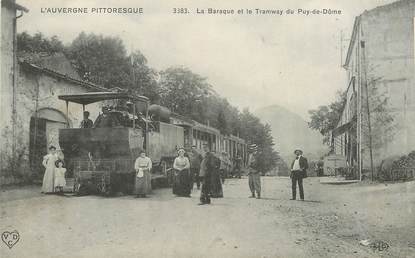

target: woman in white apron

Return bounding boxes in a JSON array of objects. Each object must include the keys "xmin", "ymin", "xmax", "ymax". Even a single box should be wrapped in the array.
[
  {"xmin": 41, "ymin": 146, "xmax": 58, "ymax": 193},
  {"xmin": 172, "ymin": 148, "xmax": 191, "ymax": 197}
]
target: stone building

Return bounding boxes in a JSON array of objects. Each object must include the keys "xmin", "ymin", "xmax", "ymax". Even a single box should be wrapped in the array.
[
  {"xmin": 332, "ymin": 0, "xmax": 415, "ymax": 177},
  {"xmin": 1, "ymin": 1, "xmax": 105, "ymax": 184}
]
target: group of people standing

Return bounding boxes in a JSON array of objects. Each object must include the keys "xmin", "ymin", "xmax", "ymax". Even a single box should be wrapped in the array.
[
  {"xmin": 132, "ymin": 144, "xmax": 223, "ymax": 205},
  {"xmin": 41, "ymin": 146, "xmax": 67, "ymax": 194},
  {"xmin": 41, "ymin": 143, "xmax": 309, "ymax": 202}
]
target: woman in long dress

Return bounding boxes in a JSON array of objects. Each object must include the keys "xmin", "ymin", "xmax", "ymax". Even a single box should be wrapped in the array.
[
  {"xmin": 172, "ymin": 148, "xmax": 191, "ymax": 197},
  {"xmin": 134, "ymin": 151, "xmax": 152, "ymax": 198},
  {"xmin": 210, "ymin": 153, "xmax": 223, "ymax": 198},
  {"xmin": 41, "ymin": 146, "xmax": 59, "ymax": 193}
]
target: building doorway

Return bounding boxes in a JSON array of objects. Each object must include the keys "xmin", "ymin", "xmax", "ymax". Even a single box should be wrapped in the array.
[{"xmin": 29, "ymin": 108, "xmax": 68, "ymax": 178}]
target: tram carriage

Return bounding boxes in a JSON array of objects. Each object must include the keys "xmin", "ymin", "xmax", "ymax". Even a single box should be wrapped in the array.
[{"xmin": 58, "ymin": 91, "xmax": 247, "ymax": 195}]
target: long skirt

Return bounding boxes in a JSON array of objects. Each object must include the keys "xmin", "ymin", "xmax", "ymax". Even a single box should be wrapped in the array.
[
  {"xmin": 172, "ymin": 169, "xmax": 191, "ymax": 196},
  {"xmin": 210, "ymin": 169, "xmax": 223, "ymax": 198},
  {"xmin": 41, "ymin": 167, "xmax": 55, "ymax": 193},
  {"xmin": 134, "ymin": 170, "xmax": 151, "ymax": 195}
]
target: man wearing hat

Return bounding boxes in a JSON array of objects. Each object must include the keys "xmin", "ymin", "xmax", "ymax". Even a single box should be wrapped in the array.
[
  {"xmin": 247, "ymin": 144, "xmax": 261, "ymax": 199},
  {"xmin": 290, "ymin": 149, "xmax": 308, "ymax": 200},
  {"xmin": 80, "ymin": 111, "xmax": 93, "ymax": 128},
  {"xmin": 188, "ymin": 145, "xmax": 203, "ymax": 189}
]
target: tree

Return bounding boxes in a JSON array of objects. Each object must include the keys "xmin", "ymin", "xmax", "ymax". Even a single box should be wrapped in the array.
[
  {"xmin": 308, "ymin": 90, "xmax": 346, "ymax": 144},
  {"xmin": 361, "ymin": 75, "xmax": 396, "ymax": 178},
  {"xmin": 239, "ymin": 109, "xmax": 281, "ymax": 174},
  {"xmin": 158, "ymin": 67, "xmax": 215, "ymax": 117},
  {"xmin": 67, "ymin": 32, "xmax": 131, "ymax": 88},
  {"xmin": 217, "ymin": 110, "xmax": 228, "ymax": 135},
  {"xmin": 17, "ymin": 32, "xmax": 65, "ymax": 54},
  {"xmin": 129, "ymin": 50, "xmax": 159, "ymax": 101}
]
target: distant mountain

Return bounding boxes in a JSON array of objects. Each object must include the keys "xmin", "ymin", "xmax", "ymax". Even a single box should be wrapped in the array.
[{"xmin": 254, "ymin": 105, "xmax": 329, "ymax": 175}]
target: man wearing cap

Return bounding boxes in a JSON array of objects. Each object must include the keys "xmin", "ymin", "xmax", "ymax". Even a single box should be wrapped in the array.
[
  {"xmin": 290, "ymin": 149, "xmax": 308, "ymax": 200},
  {"xmin": 248, "ymin": 144, "xmax": 261, "ymax": 199},
  {"xmin": 188, "ymin": 145, "xmax": 203, "ymax": 189},
  {"xmin": 80, "ymin": 111, "xmax": 93, "ymax": 128}
]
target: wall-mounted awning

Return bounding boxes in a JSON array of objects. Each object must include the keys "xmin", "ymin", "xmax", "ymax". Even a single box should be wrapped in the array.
[{"xmin": 332, "ymin": 120, "xmax": 355, "ymax": 137}]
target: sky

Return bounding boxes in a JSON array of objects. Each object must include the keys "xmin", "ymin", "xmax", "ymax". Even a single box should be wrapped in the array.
[{"xmin": 17, "ymin": 0, "xmax": 397, "ymax": 120}]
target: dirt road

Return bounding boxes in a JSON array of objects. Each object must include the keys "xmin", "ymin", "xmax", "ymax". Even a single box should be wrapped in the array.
[{"xmin": 1, "ymin": 177, "xmax": 414, "ymax": 258}]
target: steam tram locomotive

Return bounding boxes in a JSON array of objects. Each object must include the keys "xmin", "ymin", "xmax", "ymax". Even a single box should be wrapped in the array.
[{"xmin": 58, "ymin": 91, "xmax": 247, "ymax": 195}]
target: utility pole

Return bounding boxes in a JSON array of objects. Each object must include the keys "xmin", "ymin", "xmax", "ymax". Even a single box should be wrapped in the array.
[
  {"xmin": 361, "ymin": 40, "xmax": 375, "ymax": 181},
  {"xmin": 340, "ymin": 30, "xmax": 343, "ymax": 67}
]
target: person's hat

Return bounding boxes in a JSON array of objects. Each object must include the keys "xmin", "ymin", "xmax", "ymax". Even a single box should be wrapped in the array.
[
  {"xmin": 294, "ymin": 149, "xmax": 303, "ymax": 154},
  {"xmin": 83, "ymin": 111, "xmax": 90, "ymax": 116}
]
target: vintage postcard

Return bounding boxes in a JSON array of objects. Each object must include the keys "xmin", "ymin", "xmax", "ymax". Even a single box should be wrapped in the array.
[{"xmin": 1, "ymin": 0, "xmax": 414, "ymax": 257}]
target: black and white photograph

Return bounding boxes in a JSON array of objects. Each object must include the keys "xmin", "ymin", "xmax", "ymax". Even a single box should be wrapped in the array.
[{"xmin": 0, "ymin": 0, "xmax": 414, "ymax": 257}]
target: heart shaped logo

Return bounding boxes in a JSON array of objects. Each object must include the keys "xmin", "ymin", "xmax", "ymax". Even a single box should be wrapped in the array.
[{"xmin": 1, "ymin": 230, "xmax": 20, "ymax": 249}]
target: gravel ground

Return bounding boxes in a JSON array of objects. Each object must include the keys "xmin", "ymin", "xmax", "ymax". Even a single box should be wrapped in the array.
[{"xmin": 0, "ymin": 177, "xmax": 414, "ymax": 258}]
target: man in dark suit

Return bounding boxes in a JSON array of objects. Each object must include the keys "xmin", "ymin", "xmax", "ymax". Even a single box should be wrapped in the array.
[
  {"xmin": 290, "ymin": 149, "xmax": 308, "ymax": 200},
  {"xmin": 198, "ymin": 144, "xmax": 220, "ymax": 205}
]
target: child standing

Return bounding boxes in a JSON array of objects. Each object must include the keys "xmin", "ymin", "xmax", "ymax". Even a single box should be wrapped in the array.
[{"xmin": 54, "ymin": 160, "xmax": 66, "ymax": 194}]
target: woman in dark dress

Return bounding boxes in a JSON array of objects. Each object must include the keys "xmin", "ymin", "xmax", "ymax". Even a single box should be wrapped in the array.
[
  {"xmin": 210, "ymin": 153, "xmax": 223, "ymax": 198},
  {"xmin": 172, "ymin": 148, "xmax": 191, "ymax": 197}
]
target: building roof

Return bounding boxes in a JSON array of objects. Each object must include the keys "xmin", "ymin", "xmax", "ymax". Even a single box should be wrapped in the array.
[
  {"xmin": 20, "ymin": 61, "xmax": 107, "ymax": 92},
  {"xmin": 18, "ymin": 52, "xmax": 82, "ymax": 80},
  {"xmin": 343, "ymin": 16, "xmax": 361, "ymax": 68},
  {"xmin": 1, "ymin": 0, "xmax": 29, "ymax": 12}
]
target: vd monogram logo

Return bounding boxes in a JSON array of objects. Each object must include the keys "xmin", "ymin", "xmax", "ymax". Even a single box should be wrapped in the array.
[{"xmin": 1, "ymin": 230, "xmax": 20, "ymax": 249}]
